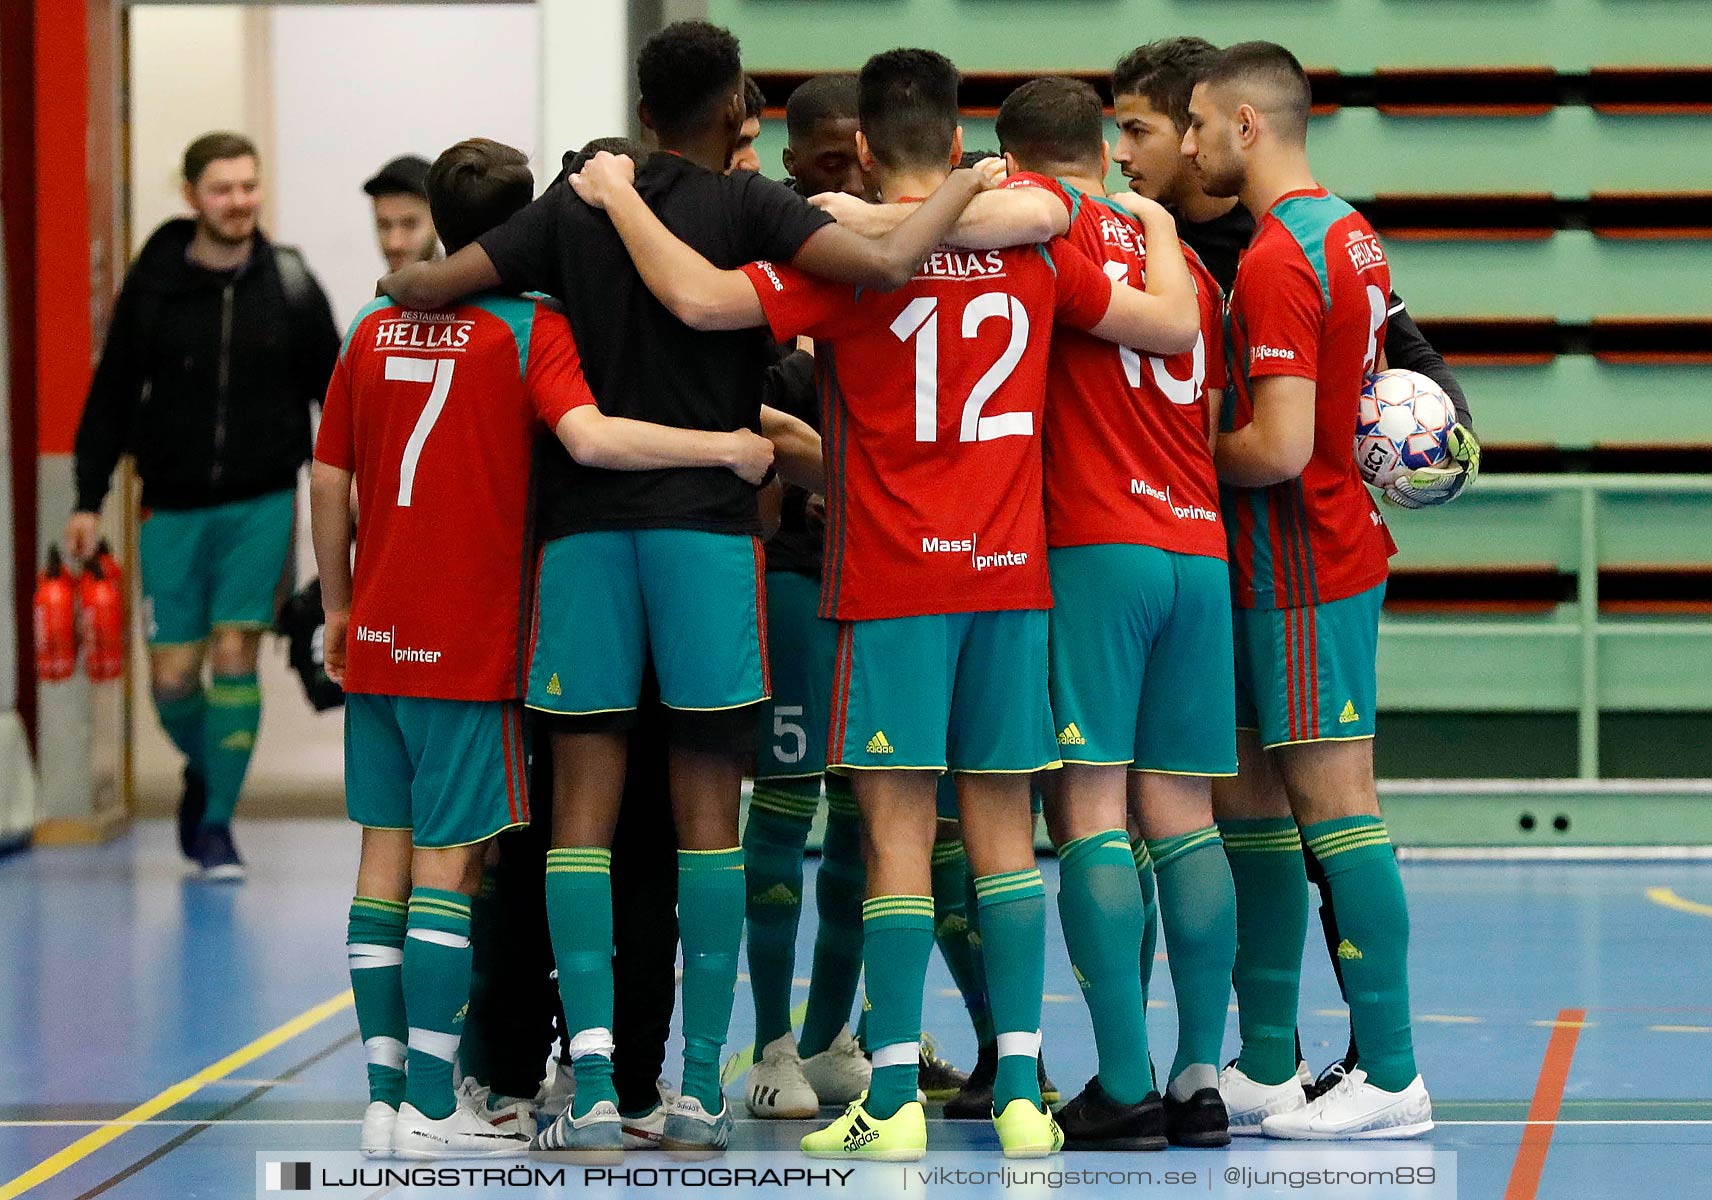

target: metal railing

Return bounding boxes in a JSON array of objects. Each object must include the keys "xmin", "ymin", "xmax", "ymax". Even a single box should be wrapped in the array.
[{"xmin": 1384, "ymin": 473, "xmax": 1712, "ymax": 779}]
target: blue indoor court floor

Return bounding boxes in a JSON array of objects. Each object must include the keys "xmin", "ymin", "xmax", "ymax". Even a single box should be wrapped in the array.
[{"xmin": 2, "ymin": 819, "xmax": 1710, "ymax": 1199}]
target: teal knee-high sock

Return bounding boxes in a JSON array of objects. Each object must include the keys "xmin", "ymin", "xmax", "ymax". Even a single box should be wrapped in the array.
[
  {"xmin": 402, "ymin": 888, "xmax": 473, "ymax": 1120},
  {"xmin": 861, "ymin": 895, "xmax": 935, "ymax": 1119},
  {"xmin": 1148, "ymin": 828, "xmax": 1238, "ymax": 1093},
  {"xmin": 975, "ymin": 868, "xmax": 1048, "ymax": 1112},
  {"xmin": 963, "ymin": 867, "xmax": 993, "ymax": 1049},
  {"xmin": 348, "ymin": 896, "xmax": 407, "ymax": 1107},
  {"xmin": 800, "ymin": 783, "xmax": 865, "ymax": 1058},
  {"xmin": 545, "ymin": 848, "xmax": 617, "ymax": 1116},
  {"xmin": 679, "ymin": 848, "xmax": 746, "ymax": 1111},
  {"xmin": 1301, "ymin": 817, "xmax": 1417, "ymax": 1092},
  {"xmin": 459, "ymin": 868, "xmax": 499, "ymax": 1088},
  {"xmin": 744, "ymin": 781, "xmax": 817, "ymax": 1048},
  {"xmin": 932, "ymin": 839, "xmax": 995, "ymax": 1047},
  {"xmin": 1133, "ymin": 839, "xmax": 1159, "ymax": 1008},
  {"xmin": 154, "ymin": 687, "xmax": 206, "ymax": 774},
  {"xmin": 1057, "ymin": 831, "xmax": 1151, "ymax": 1104},
  {"xmin": 1218, "ymin": 818, "xmax": 1309, "ymax": 1087},
  {"xmin": 201, "ymin": 673, "xmax": 260, "ymax": 829}
]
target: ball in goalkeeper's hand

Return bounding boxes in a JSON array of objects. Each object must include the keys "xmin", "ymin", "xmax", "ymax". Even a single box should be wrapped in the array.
[{"xmin": 1355, "ymin": 369, "xmax": 1454, "ymax": 489}]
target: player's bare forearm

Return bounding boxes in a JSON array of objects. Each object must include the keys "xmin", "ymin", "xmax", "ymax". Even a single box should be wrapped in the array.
[
  {"xmin": 309, "ymin": 462, "xmax": 355, "ymax": 615},
  {"xmin": 379, "ymin": 243, "xmax": 499, "ymax": 310},
  {"xmin": 791, "ymin": 167, "xmax": 988, "ymax": 290},
  {"xmin": 761, "ymin": 404, "xmax": 825, "ymax": 492},
  {"xmin": 555, "ymin": 407, "xmax": 774, "ymax": 483},
  {"xmin": 594, "ymin": 181, "xmax": 765, "ymax": 330},
  {"xmin": 1214, "ymin": 377, "xmax": 1315, "ymax": 487},
  {"xmin": 824, "ymin": 189, "xmax": 1067, "ymax": 251}
]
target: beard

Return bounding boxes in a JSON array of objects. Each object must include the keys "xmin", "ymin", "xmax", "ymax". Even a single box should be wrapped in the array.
[
  {"xmin": 1195, "ymin": 159, "xmax": 1245, "ymax": 200},
  {"xmin": 199, "ymin": 211, "xmax": 256, "ymax": 247}
]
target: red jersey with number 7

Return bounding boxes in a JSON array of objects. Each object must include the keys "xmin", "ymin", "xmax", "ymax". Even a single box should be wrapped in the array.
[
  {"xmin": 1222, "ymin": 187, "xmax": 1397, "ymax": 609},
  {"xmin": 740, "ymin": 234, "xmax": 1113, "ymax": 621},
  {"xmin": 314, "ymin": 293, "xmax": 594, "ymax": 700},
  {"xmin": 1003, "ymin": 173, "xmax": 1228, "ymax": 557}
]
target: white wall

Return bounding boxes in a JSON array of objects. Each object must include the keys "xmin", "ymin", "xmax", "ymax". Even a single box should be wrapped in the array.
[
  {"xmin": 268, "ymin": 4, "xmax": 541, "ymax": 329},
  {"xmin": 128, "ymin": 6, "xmax": 266, "ymax": 257}
]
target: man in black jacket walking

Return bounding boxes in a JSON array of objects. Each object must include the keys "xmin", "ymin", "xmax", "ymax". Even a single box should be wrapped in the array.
[{"xmin": 66, "ymin": 131, "xmax": 339, "ymax": 881}]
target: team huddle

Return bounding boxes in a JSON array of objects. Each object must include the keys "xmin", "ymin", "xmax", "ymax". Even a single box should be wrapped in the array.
[{"xmin": 315, "ymin": 23, "xmax": 1478, "ymax": 1162}]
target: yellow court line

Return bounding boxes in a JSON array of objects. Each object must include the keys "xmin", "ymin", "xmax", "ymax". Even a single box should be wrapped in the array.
[
  {"xmin": 0, "ymin": 990, "xmax": 354, "ymax": 1200},
  {"xmin": 1646, "ymin": 887, "xmax": 1712, "ymax": 919}
]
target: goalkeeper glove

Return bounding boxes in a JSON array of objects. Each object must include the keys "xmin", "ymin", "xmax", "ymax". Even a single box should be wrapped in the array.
[{"xmin": 1383, "ymin": 422, "xmax": 1480, "ymax": 509}]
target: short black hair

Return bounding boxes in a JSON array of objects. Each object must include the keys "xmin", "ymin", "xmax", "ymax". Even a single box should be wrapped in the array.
[
  {"xmin": 786, "ymin": 74, "xmax": 859, "ymax": 142},
  {"xmin": 995, "ymin": 77, "xmax": 1104, "ymax": 174},
  {"xmin": 743, "ymin": 75, "xmax": 766, "ymax": 120},
  {"xmin": 1201, "ymin": 41, "xmax": 1313, "ymax": 144},
  {"xmin": 183, "ymin": 131, "xmax": 257, "ymax": 185},
  {"xmin": 579, "ymin": 136, "xmax": 650, "ymax": 159},
  {"xmin": 958, "ymin": 149, "xmax": 999, "ymax": 169},
  {"xmin": 1112, "ymin": 37, "xmax": 1220, "ymax": 132},
  {"xmin": 637, "ymin": 21, "xmax": 744, "ymax": 140},
  {"xmin": 425, "ymin": 138, "xmax": 534, "ymax": 254},
  {"xmin": 858, "ymin": 48, "xmax": 961, "ymax": 170}
]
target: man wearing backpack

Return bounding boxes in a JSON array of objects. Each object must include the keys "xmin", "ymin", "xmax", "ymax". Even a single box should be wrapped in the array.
[{"xmin": 66, "ymin": 131, "xmax": 340, "ymax": 881}]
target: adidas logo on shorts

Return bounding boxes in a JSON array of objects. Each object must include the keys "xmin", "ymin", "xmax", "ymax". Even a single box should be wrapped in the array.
[
  {"xmin": 1057, "ymin": 723, "xmax": 1086, "ymax": 746},
  {"xmin": 866, "ymin": 731, "xmax": 895, "ymax": 755},
  {"xmin": 1337, "ymin": 938, "xmax": 1364, "ymax": 961},
  {"xmin": 1339, "ymin": 700, "xmax": 1359, "ymax": 724},
  {"xmin": 546, "ymin": 673, "xmax": 563, "ymax": 697}
]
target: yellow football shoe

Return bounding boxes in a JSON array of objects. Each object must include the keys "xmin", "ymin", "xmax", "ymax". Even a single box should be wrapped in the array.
[
  {"xmin": 994, "ymin": 1098, "xmax": 1064, "ymax": 1159},
  {"xmin": 800, "ymin": 1096, "xmax": 927, "ymax": 1161}
]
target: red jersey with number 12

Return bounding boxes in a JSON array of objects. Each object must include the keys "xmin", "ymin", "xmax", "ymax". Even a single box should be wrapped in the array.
[
  {"xmin": 1223, "ymin": 188, "xmax": 1397, "ymax": 609},
  {"xmin": 314, "ymin": 294, "xmax": 594, "ymax": 700},
  {"xmin": 740, "ymin": 233, "xmax": 1112, "ymax": 620},
  {"xmin": 1005, "ymin": 173, "xmax": 1227, "ymax": 557}
]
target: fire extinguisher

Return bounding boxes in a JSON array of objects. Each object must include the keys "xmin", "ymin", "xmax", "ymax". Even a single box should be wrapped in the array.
[
  {"xmin": 79, "ymin": 540, "xmax": 126, "ymax": 683},
  {"xmin": 34, "ymin": 545, "xmax": 79, "ymax": 683}
]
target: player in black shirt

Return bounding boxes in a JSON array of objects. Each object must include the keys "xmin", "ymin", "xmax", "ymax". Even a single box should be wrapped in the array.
[
  {"xmin": 1107, "ymin": 38, "xmax": 1477, "ymax": 1105},
  {"xmin": 381, "ymin": 22, "xmax": 988, "ymax": 1154}
]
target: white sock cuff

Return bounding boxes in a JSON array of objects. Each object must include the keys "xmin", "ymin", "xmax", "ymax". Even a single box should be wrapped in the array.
[
  {"xmin": 365, "ymin": 1035, "xmax": 406, "ymax": 1070},
  {"xmin": 408, "ymin": 1027, "xmax": 460, "ymax": 1063},
  {"xmin": 348, "ymin": 944, "xmax": 404, "ymax": 968},
  {"xmin": 406, "ymin": 928, "xmax": 471, "ymax": 950},
  {"xmin": 568, "ymin": 1027, "xmax": 616, "ymax": 1061},
  {"xmin": 870, "ymin": 1041, "xmax": 918, "ymax": 1070},
  {"xmin": 995, "ymin": 1030, "xmax": 1042, "ymax": 1060}
]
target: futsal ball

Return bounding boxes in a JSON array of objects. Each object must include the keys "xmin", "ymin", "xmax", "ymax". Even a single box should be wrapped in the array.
[{"xmin": 1355, "ymin": 369, "xmax": 1454, "ymax": 488}]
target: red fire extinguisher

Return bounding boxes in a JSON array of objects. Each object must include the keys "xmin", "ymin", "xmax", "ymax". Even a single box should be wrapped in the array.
[
  {"xmin": 34, "ymin": 545, "xmax": 79, "ymax": 683},
  {"xmin": 79, "ymin": 540, "xmax": 126, "ymax": 683}
]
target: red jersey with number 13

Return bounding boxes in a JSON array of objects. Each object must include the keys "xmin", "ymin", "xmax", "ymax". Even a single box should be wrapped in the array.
[
  {"xmin": 1223, "ymin": 188, "xmax": 1397, "ymax": 609},
  {"xmin": 314, "ymin": 294, "xmax": 594, "ymax": 700},
  {"xmin": 740, "ymin": 233, "xmax": 1112, "ymax": 621},
  {"xmin": 1005, "ymin": 173, "xmax": 1227, "ymax": 557}
]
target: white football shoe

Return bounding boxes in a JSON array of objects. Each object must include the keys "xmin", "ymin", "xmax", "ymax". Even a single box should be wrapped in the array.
[
  {"xmin": 360, "ymin": 1101, "xmax": 397, "ymax": 1156},
  {"xmin": 1262, "ymin": 1068, "xmax": 1433, "ymax": 1140},
  {"xmin": 622, "ymin": 1079, "xmax": 678, "ymax": 1150},
  {"xmin": 536, "ymin": 1059, "xmax": 575, "ymax": 1121},
  {"xmin": 392, "ymin": 1101, "xmax": 530, "ymax": 1159},
  {"xmin": 745, "ymin": 1035, "xmax": 821, "ymax": 1118},
  {"xmin": 1219, "ymin": 1063, "xmax": 1307, "ymax": 1136},
  {"xmin": 481, "ymin": 1092, "xmax": 538, "ymax": 1139},
  {"xmin": 800, "ymin": 1027, "xmax": 871, "ymax": 1106}
]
